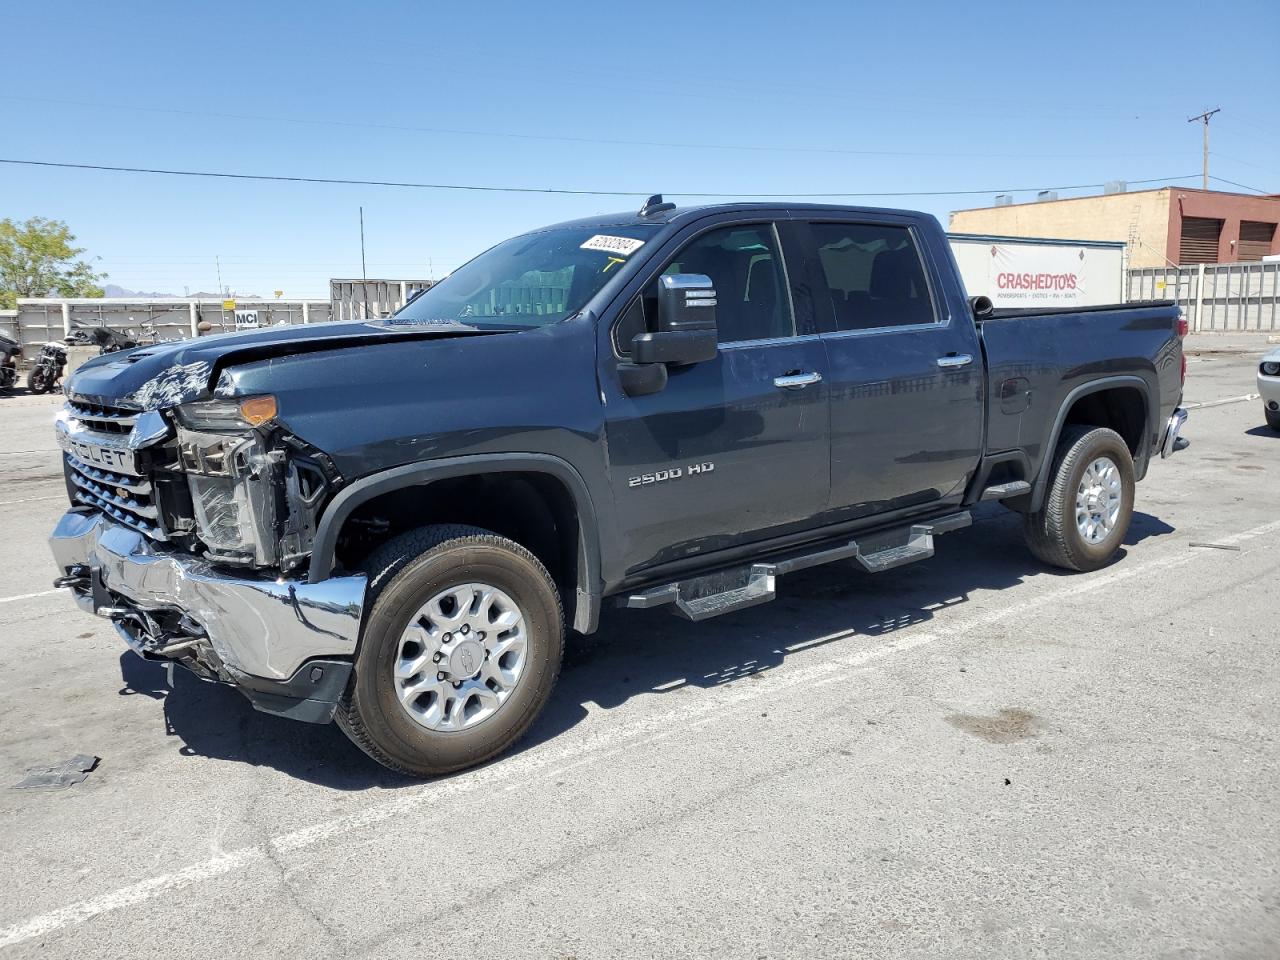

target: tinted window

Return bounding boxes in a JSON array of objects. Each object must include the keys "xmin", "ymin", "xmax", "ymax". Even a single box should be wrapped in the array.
[
  {"xmin": 811, "ymin": 223, "xmax": 935, "ymax": 330},
  {"xmin": 664, "ymin": 224, "xmax": 794, "ymax": 344}
]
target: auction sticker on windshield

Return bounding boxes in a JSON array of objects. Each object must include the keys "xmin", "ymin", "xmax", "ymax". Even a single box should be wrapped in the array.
[{"xmin": 580, "ymin": 235, "xmax": 646, "ymax": 256}]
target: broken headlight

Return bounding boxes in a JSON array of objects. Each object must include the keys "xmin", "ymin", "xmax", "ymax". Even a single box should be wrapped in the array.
[{"xmin": 174, "ymin": 397, "xmax": 281, "ymax": 567}]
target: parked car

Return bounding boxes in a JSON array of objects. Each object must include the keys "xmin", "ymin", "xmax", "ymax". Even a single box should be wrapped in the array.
[
  {"xmin": 1259, "ymin": 348, "xmax": 1280, "ymax": 431},
  {"xmin": 49, "ymin": 199, "xmax": 1188, "ymax": 776}
]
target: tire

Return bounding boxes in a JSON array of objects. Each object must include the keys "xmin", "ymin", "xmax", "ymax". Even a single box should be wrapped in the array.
[
  {"xmin": 26, "ymin": 366, "xmax": 50, "ymax": 394},
  {"xmin": 335, "ymin": 524, "xmax": 564, "ymax": 777},
  {"xmin": 1022, "ymin": 425, "xmax": 1135, "ymax": 572},
  {"xmin": 1266, "ymin": 408, "xmax": 1280, "ymax": 432}
]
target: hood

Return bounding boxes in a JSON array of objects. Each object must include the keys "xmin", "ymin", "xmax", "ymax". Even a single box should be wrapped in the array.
[{"xmin": 66, "ymin": 320, "xmax": 507, "ymax": 409}]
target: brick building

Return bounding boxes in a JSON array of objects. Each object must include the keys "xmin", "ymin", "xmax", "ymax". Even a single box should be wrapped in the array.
[{"xmin": 949, "ymin": 187, "xmax": 1280, "ymax": 269}]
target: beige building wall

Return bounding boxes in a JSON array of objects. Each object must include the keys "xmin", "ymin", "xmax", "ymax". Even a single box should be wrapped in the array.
[{"xmin": 950, "ymin": 190, "xmax": 1173, "ymax": 268}]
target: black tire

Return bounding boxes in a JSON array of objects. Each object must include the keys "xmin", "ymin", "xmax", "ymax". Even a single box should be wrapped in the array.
[
  {"xmin": 335, "ymin": 524, "xmax": 564, "ymax": 777},
  {"xmin": 1022, "ymin": 425, "xmax": 1135, "ymax": 572},
  {"xmin": 1266, "ymin": 408, "xmax": 1280, "ymax": 432},
  {"xmin": 26, "ymin": 366, "xmax": 50, "ymax": 394}
]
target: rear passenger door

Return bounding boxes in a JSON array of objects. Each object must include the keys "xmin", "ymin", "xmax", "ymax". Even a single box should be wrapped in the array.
[{"xmin": 802, "ymin": 219, "xmax": 984, "ymax": 520}]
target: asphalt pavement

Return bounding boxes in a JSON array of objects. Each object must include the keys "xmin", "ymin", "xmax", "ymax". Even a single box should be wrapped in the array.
[{"xmin": 0, "ymin": 345, "xmax": 1276, "ymax": 959}]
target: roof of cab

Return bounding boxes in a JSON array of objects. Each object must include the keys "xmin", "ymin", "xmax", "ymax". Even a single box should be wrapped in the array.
[{"xmin": 531, "ymin": 201, "xmax": 931, "ymax": 233}]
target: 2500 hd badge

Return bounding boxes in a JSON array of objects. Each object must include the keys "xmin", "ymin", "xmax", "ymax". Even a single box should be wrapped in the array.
[{"xmin": 628, "ymin": 461, "xmax": 715, "ymax": 487}]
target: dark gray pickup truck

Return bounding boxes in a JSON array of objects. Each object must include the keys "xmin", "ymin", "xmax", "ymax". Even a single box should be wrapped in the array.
[{"xmin": 50, "ymin": 198, "xmax": 1188, "ymax": 776}]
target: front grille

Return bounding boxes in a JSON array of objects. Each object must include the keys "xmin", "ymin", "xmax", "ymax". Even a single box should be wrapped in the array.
[
  {"xmin": 63, "ymin": 398, "xmax": 167, "ymax": 542},
  {"xmin": 67, "ymin": 399, "xmax": 139, "ymax": 436},
  {"xmin": 65, "ymin": 456, "xmax": 168, "ymax": 541}
]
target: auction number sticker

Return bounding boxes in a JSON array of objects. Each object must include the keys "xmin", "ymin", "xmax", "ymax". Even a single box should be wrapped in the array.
[{"xmin": 580, "ymin": 235, "xmax": 645, "ymax": 256}]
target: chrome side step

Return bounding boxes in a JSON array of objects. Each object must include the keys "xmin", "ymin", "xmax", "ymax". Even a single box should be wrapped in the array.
[{"xmin": 624, "ymin": 511, "xmax": 971, "ymax": 621}]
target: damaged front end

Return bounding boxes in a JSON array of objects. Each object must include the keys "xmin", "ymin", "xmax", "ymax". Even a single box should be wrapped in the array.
[
  {"xmin": 168, "ymin": 394, "xmax": 334, "ymax": 573},
  {"xmin": 50, "ymin": 367, "xmax": 364, "ymax": 723}
]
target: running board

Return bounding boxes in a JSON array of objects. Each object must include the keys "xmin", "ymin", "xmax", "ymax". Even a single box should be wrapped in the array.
[{"xmin": 623, "ymin": 511, "xmax": 971, "ymax": 621}]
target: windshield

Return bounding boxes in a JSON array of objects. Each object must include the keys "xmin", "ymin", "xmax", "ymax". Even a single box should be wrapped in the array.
[{"xmin": 388, "ymin": 225, "xmax": 660, "ymax": 329}]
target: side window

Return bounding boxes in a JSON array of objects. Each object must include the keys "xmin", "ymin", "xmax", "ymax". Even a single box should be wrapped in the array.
[
  {"xmin": 663, "ymin": 224, "xmax": 794, "ymax": 344},
  {"xmin": 811, "ymin": 223, "xmax": 936, "ymax": 331}
]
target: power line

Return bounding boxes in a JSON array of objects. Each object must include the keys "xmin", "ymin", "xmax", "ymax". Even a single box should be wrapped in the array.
[
  {"xmin": 0, "ymin": 94, "xmax": 1183, "ymax": 161},
  {"xmin": 1209, "ymin": 151, "xmax": 1280, "ymax": 177},
  {"xmin": 0, "ymin": 157, "xmax": 1200, "ymax": 199},
  {"xmin": 1208, "ymin": 175, "xmax": 1272, "ymax": 195}
]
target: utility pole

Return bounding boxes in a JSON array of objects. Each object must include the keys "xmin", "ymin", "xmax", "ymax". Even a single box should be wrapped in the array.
[
  {"xmin": 359, "ymin": 206, "xmax": 367, "ymax": 280},
  {"xmin": 1187, "ymin": 107, "xmax": 1220, "ymax": 190},
  {"xmin": 215, "ymin": 255, "xmax": 224, "ymax": 297}
]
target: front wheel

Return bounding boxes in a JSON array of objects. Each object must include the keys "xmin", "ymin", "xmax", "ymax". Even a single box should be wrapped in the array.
[
  {"xmin": 26, "ymin": 366, "xmax": 51, "ymax": 394},
  {"xmin": 1022, "ymin": 425, "xmax": 1135, "ymax": 572},
  {"xmin": 1266, "ymin": 407, "xmax": 1280, "ymax": 433},
  {"xmin": 336, "ymin": 524, "xmax": 564, "ymax": 777}
]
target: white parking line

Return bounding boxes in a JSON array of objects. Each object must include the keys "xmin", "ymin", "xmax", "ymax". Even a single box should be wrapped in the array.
[
  {"xmin": 1184, "ymin": 393, "xmax": 1260, "ymax": 410},
  {"xmin": 0, "ymin": 495, "xmax": 63, "ymax": 506},
  {"xmin": 2, "ymin": 515, "xmax": 1278, "ymax": 950},
  {"xmin": 0, "ymin": 589, "xmax": 59, "ymax": 605}
]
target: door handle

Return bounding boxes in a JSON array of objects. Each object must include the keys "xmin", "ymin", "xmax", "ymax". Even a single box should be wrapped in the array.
[
  {"xmin": 773, "ymin": 371, "xmax": 823, "ymax": 389},
  {"xmin": 936, "ymin": 354, "xmax": 973, "ymax": 369}
]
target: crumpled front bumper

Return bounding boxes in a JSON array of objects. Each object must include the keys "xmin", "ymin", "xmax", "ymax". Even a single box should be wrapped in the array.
[{"xmin": 49, "ymin": 508, "xmax": 367, "ymax": 694}]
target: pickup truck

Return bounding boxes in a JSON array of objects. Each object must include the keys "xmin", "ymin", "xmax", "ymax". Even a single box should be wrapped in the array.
[{"xmin": 50, "ymin": 198, "xmax": 1189, "ymax": 777}]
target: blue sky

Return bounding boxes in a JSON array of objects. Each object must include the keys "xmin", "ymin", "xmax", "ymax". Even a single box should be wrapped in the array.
[{"xmin": 2, "ymin": 0, "xmax": 1277, "ymax": 297}]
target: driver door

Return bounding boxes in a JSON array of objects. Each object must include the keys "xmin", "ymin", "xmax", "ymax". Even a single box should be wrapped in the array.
[{"xmin": 601, "ymin": 220, "xmax": 831, "ymax": 576}]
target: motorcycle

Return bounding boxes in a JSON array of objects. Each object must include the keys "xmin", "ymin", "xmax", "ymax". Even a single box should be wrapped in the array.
[
  {"xmin": 26, "ymin": 326, "xmax": 141, "ymax": 394},
  {"xmin": 0, "ymin": 334, "xmax": 21, "ymax": 394}
]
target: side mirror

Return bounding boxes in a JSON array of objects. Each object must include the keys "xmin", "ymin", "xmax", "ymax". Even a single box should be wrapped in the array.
[
  {"xmin": 970, "ymin": 295, "xmax": 994, "ymax": 321},
  {"xmin": 631, "ymin": 274, "xmax": 718, "ymax": 366}
]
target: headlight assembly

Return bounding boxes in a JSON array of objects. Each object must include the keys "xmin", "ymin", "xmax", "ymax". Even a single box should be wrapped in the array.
[
  {"xmin": 173, "ymin": 398, "xmax": 281, "ymax": 566},
  {"xmin": 1262, "ymin": 361, "xmax": 1280, "ymax": 377},
  {"xmin": 174, "ymin": 395, "xmax": 277, "ymax": 432}
]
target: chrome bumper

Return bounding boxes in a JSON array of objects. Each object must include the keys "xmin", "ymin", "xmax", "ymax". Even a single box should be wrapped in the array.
[
  {"xmin": 49, "ymin": 509, "xmax": 367, "ymax": 682},
  {"xmin": 1160, "ymin": 407, "xmax": 1189, "ymax": 459}
]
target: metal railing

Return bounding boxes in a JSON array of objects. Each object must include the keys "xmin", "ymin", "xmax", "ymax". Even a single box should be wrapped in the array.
[
  {"xmin": 9, "ymin": 298, "xmax": 332, "ymax": 358},
  {"xmin": 1128, "ymin": 262, "xmax": 1280, "ymax": 332},
  {"xmin": 330, "ymin": 279, "xmax": 433, "ymax": 321}
]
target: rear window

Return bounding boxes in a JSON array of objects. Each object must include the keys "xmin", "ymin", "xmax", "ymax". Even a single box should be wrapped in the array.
[{"xmin": 811, "ymin": 223, "xmax": 936, "ymax": 331}]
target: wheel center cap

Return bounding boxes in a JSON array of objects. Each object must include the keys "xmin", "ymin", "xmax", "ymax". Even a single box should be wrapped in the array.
[{"xmin": 447, "ymin": 639, "xmax": 484, "ymax": 680}]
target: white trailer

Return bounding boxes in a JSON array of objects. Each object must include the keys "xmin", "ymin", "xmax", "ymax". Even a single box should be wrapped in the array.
[{"xmin": 947, "ymin": 233, "xmax": 1126, "ymax": 308}]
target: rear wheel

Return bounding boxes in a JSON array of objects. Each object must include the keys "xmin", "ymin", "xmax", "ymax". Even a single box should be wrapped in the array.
[
  {"xmin": 336, "ymin": 524, "xmax": 564, "ymax": 777},
  {"xmin": 1022, "ymin": 425, "xmax": 1135, "ymax": 572}
]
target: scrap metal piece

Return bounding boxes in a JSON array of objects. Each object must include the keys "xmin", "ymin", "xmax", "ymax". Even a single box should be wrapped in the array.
[{"xmin": 14, "ymin": 755, "xmax": 99, "ymax": 790}]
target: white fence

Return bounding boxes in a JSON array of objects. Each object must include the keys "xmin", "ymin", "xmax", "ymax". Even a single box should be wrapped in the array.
[
  {"xmin": 1127, "ymin": 262, "xmax": 1280, "ymax": 332},
  {"xmin": 9, "ymin": 298, "xmax": 332, "ymax": 358},
  {"xmin": 330, "ymin": 279, "xmax": 434, "ymax": 321}
]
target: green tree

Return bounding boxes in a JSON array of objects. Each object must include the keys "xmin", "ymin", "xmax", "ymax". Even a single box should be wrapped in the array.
[{"xmin": 0, "ymin": 217, "xmax": 107, "ymax": 309}]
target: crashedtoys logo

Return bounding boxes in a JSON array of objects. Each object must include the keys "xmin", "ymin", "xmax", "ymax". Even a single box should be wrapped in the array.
[{"xmin": 996, "ymin": 272, "xmax": 1079, "ymax": 290}]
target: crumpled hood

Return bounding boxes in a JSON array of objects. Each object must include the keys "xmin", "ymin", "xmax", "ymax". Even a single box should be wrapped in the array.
[{"xmin": 65, "ymin": 320, "xmax": 503, "ymax": 409}]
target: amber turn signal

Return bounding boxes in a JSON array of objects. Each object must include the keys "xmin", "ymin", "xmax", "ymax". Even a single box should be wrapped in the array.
[{"xmin": 238, "ymin": 395, "xmax": 278, "ymax": 426}]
